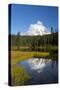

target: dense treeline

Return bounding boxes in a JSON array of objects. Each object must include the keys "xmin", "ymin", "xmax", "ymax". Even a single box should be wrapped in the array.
[{"xmin": 10, "ymin": 32, "xmax": 58, "ymax": 52}]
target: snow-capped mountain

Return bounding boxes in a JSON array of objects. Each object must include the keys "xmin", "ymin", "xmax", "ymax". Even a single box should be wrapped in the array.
[{"xmin": 21, "ymin": 21, "xmax": 51, "ymax": 36}]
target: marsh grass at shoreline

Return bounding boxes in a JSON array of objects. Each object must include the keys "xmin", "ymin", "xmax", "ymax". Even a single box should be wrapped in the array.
[{"xmin": 10, "ymin": 51, "xmax": 50, "ymax": 65}]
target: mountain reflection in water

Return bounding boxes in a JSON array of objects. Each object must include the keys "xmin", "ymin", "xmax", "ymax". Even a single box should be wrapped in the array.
[
  {"xmin": 27, "ymin": 58, "xmax": 51, "ymax": 73},
  {"xmin": 17, "ymin": 58, "xmax": 58, "ymax": 85}
]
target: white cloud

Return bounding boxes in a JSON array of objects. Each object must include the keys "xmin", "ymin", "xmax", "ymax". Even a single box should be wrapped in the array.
[{"xmin": 21, "ymin": 21, "xmax": 51, "ymax": 36}]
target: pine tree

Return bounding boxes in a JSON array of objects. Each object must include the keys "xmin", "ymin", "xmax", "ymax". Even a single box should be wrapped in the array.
[{"xmin": 16, "ymin": 32, "xmax": 20, "ymax": 50}]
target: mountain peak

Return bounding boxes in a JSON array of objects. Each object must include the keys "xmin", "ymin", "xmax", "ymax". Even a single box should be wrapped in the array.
[{"xmin": 21, "ymin": 21, "xmax": 51, "ymax": 36}]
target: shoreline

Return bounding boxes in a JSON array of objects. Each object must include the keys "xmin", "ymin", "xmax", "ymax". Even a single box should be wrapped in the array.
[{"xmin": 10, "ymin": 51, "xmax": 50, "ymax": 65}]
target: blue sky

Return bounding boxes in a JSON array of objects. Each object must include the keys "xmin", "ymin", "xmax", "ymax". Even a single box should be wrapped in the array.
[{"xmin": 10, "ymin": 4, "xmax": 58, "ymax": 34}]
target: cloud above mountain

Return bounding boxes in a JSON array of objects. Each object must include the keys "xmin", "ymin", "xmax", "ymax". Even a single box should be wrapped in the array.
[{"xmin": 21, "ymin": 21, "xmax": 51, "ymax": 36}]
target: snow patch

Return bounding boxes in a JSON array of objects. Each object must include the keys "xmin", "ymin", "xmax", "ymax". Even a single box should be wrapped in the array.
[{"xmin": 21, "ymin": 21, "xmax": 51, "ymax": 36}]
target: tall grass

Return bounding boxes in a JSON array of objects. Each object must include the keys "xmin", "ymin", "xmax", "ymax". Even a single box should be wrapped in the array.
[
  {"xmin": 10, "ymin": 51, "xmax": 49, "ymax": 65},
  {"xmin": 11, "ymin": 65, "xmax": 30, "ymax": 86}
]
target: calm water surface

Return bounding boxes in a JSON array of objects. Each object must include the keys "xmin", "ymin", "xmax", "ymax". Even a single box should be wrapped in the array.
[{"xmin": 17, "ymin": 57, "xmax": 58, "ymax": 85}]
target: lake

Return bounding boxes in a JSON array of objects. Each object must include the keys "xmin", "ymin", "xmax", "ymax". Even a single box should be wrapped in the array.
[{"xmin": 17, "ymin": 57, "xmax": 58, "ymax": 85}]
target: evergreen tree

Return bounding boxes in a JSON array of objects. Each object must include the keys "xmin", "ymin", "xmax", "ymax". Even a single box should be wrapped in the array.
[
  {"xmin": 51, "ymin": 27, "xmax": 54, "ymax": 45},
  {"xmin": 16, "ymin": 32, "xmax": 20, "ymax": 50}
]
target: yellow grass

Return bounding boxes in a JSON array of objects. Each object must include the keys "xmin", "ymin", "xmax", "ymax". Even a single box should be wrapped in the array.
[
  {"xmin": 11, "ymin": 65, "xmax": 30, "ymax": 86},
  {"xmin": 10, "ymin": 51, "xmax": 50, "ymax": 65}
]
